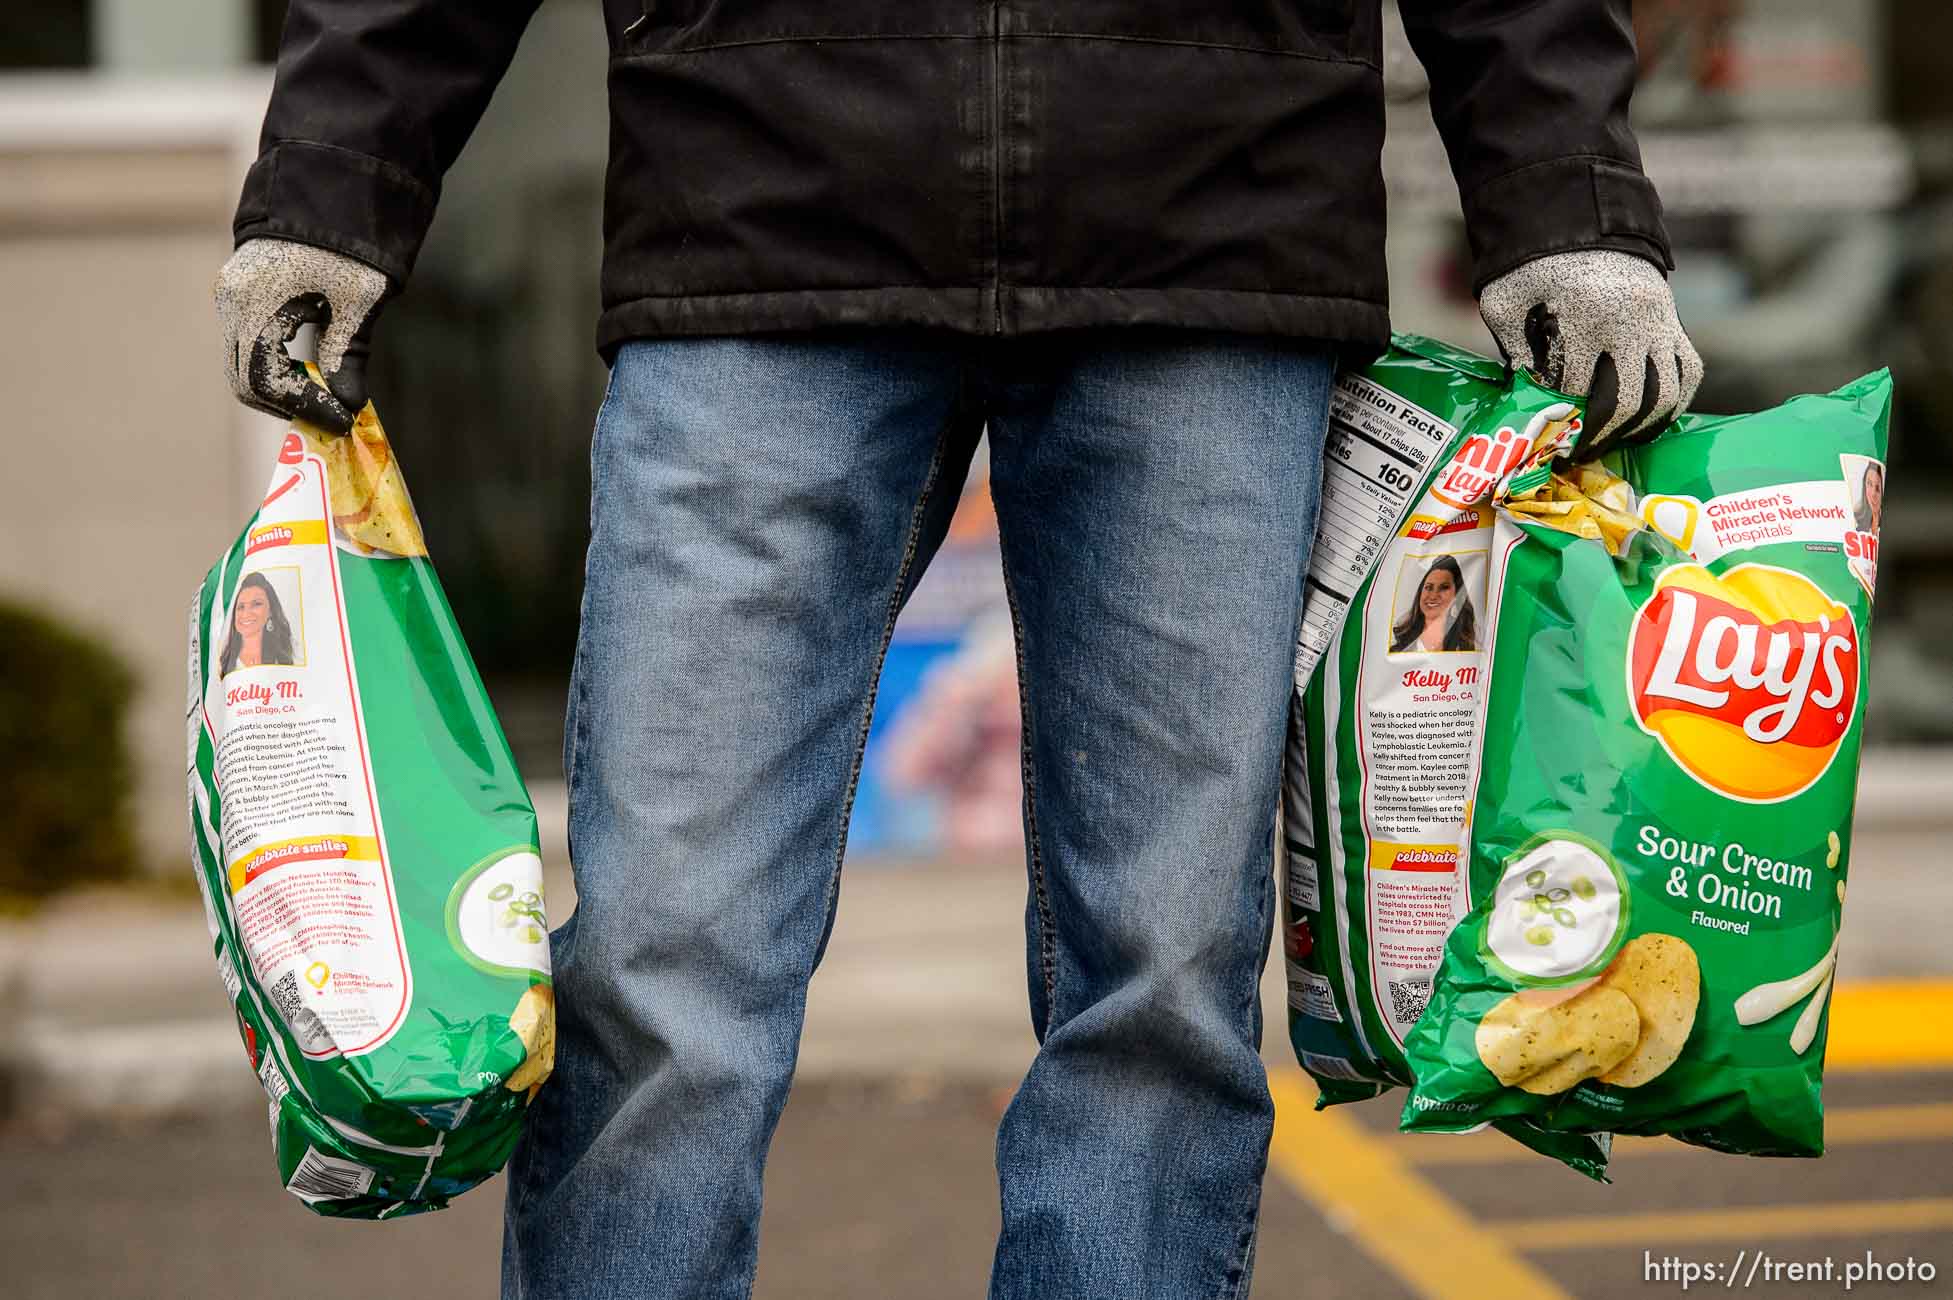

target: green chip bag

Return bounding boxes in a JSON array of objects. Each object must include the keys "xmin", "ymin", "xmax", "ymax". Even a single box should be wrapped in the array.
[
  {"xmin": 188, "ymin": 400, "xmax": 553, "ymax": 1217},
  {"xmin": 1281, "ymin": 337, "xmax": 1609, "ymax": 1176},
  {"xmin": 1400, "ymin": 365, "xmax": 1890, "ymax": 1163}
]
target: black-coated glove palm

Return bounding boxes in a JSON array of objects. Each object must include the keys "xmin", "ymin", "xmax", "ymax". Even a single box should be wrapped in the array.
[
  {"xmin": 215, "ymin": 238, "xmax": 389, "ymax": 434},
  {"xmin": 1479, "ymin": 250, "xmax": 1704, "ymax": 461}
]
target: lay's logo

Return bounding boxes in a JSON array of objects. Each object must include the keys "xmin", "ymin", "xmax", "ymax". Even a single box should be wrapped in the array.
[
  {"xmin": 1430, "ymin": 425, "xmax": 1531, "ymax": 509},
  {"xmin": 1627, "ymin": 563, "xmax": 1858, "ymax": 802}
]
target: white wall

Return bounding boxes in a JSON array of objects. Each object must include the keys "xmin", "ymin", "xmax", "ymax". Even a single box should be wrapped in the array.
[
  {"xmin": 92, "ymin": 0, "xmax": 250, "ymax": 72},
  {"xmin": 0, "ymin": 77, "xmax": 281, "ymax": 870}
]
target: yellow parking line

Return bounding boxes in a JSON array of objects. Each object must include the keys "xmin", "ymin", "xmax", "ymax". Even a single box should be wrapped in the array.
[
  {"xmin": 1265, "ymin": 1069, "xmax": 1570, "ymax": 1300},
  {"xmin": 1826, "ymin": 981, "xmax": 1953, "ymax": 1069},
  {"xmin": 1488, "ymin": 1198, "xmax": 1953, "ymax": 1249},
  {"xmin": 1399, "ymin": 1100, "xmax": 1953, "ymax": 1166}
]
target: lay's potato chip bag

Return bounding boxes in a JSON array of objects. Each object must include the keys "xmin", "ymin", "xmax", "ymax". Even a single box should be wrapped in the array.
[
  {"xmin": 1400, "ymin": 364, "xmax": 1890, "ymax": 1163},
  {"xmin": 188, "ymin": 397, "xmax": 553, "ymax": 1217},
  {"xmin": 1281, "ymin": 337, "xmax": 1609, "ymax": 1174}
]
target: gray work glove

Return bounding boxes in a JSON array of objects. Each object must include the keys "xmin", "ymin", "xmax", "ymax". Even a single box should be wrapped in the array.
[
  {"xmin": 215, "ymin": 238, "xmax": 390, "ymax": 434},
  {"xmin": 1479, "ymin": 249, "xmax": 1704, "ymax": 461}
]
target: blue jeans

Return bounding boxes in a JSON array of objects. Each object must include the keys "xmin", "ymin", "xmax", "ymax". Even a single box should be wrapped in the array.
[{"xmin": 503, "ymin": 328, "xmax": 1333, "ymax": 1300}]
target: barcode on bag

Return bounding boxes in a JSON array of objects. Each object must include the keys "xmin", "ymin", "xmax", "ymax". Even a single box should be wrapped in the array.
[
  {"xmin": 1387, "ymin": 978, "xmax": 1431, "ymax": 1027},
  {"xmin": 1300, "ymin": 1051, "xmax": 1368, "ymax": 1082},
  {"xmin": 285, "ymin": 1147, "xmax": 375, "ymax": 1203}
]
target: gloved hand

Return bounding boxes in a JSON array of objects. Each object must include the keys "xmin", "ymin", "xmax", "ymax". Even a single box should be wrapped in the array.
[
  {"xmin": 215, "ymin": 238, "xmax": 390, "ymax": 434},
  {"xmin": 1479, "ymin": 249, "xmax": 1703, "ymax": 460}
]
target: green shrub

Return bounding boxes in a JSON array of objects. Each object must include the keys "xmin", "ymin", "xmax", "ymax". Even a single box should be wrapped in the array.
[{"xmin": 0, "ymin": 600, "xmax": 137, "ymax": 898}]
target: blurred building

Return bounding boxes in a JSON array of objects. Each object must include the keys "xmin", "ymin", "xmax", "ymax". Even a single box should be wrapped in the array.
[{"xmin": 2, "ymin": 0, "xmax": 1949, "ymax": 868}]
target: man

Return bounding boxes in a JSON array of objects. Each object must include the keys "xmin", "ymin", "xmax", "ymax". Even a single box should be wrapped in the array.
[{"xmin": 216, "ymin": 2, "xmax": 1699, "ymax": 1295}]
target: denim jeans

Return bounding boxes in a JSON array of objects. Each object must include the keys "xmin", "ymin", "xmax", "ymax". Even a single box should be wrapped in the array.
[{"xmin": 502, "ymin": 328, "xmax": 1333, "ymax": 1300}]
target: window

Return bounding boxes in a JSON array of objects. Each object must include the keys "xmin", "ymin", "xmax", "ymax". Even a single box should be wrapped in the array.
[{"xmin": 0, "ymin": 2, "xmax": 91, "ymax": 69}]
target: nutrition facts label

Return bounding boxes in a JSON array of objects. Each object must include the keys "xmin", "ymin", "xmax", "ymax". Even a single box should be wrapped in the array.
[{"xmin": 1296, "ymin": 375, "xmax": 1461, "ymax": 684}]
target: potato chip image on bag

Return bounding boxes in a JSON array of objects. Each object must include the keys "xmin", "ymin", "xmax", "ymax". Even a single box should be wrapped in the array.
[
  {"xmin": 1401, "ymin": 365, "xmax": 1890, "ymax": 1168},
  {"xmin": 1469, "ymin": 932, "xmax": 1701, "ymax": 1096},
  {"xmin": 189, "ymin": 394, "xmax": 551, "ymax": 1217},
  {"xmin": 1474, "ymin": 985, "xmax": 1640, "ymax": 1092},
  {"xmin": 1594, "ymin": 934, "xmax": 1700, "ymax": 1088}
]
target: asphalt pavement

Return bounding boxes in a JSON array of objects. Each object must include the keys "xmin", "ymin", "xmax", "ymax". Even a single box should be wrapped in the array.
[
  {"xmin": 3, "ymin": 1068, "xmax": 1947, "ymax": 1300},
  {"xmin": 3, "ymin": 753, "xmax": 1951, "ymax": 1298}
]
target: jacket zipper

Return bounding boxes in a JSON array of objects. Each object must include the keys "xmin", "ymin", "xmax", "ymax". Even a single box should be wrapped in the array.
[{"xmin": 989, "ymin": 0, "xmax": 1004, "ymax": 334}]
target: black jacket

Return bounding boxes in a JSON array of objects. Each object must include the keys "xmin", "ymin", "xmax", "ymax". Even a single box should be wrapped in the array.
[{"xmin": 236, "ymin": 0, "xmax": 1673, "ymax": 360}]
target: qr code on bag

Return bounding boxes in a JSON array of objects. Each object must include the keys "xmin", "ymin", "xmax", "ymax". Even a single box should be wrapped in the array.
[
  {"xmin": 268, "ymin": 970, "xmax": 334, "ymax": 1053},
  {"xmin": 270, "ymin": 971, "xmax": 305, "ymax": 1020},
  {"xmin": 1387, "ymin": 978, "xmax": 1431, "ymax": 1027}
]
